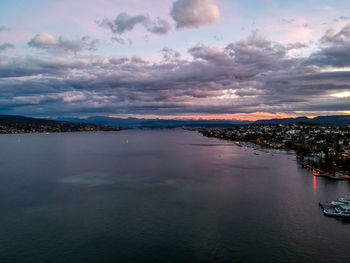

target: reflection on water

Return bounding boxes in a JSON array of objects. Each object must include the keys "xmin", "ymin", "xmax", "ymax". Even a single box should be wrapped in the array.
[
  {"xmin": 58, "ymin": 172, "xmax": 115, "ymax": 186},
  {"xmin": 313, "ymin": 175, "xmax": 317, "ymax": 193},
  {"xmin": 0, "ymin": 129, "xmax": 349, "ymax": 263}
]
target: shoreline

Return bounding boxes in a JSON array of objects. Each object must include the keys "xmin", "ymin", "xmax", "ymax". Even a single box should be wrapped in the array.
[
  {"xmin": 199, "ymin": 131, "xmax": 350, "ymax": 181},
  {"xmin": 0, "ymin": 129, "xmax": 123, "ymax": 135}
]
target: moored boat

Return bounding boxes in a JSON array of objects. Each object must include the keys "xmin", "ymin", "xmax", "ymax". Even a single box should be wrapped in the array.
[
  {"xmin": 330, "ymin": 200, "xmax": 350, "ymax": 206},
  {"xmin": 338, "ymin": 196, "xmax": 350, "ymax": 203},
  {"xmin": 323, "ymin": 205, "xmax": 350, "ymax": 218}
]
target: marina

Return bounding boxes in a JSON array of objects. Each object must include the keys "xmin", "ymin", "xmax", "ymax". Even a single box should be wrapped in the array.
[{"xmin": 319, "ymin": 196, "xmax": 350, "ymax": 218}]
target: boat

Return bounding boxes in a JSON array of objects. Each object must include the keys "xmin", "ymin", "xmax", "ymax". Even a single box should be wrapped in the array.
[
  {"xmin": 330, "ymin": 200, "xmax": 350, "ymax": 206},
  {"xmin": 328, "ymin": 196, "xmax": 350, "ymax": 205},
  {"xmin": 338, "ymin": 196, "xmax": 350, "ymax": 203},
  {"xmin": 323, "ymin": 205, "xmax": 350, "ymax": 218},
  {"xmin": 312, "ymin": 169, "xmax": 329, "ymax": 177}
]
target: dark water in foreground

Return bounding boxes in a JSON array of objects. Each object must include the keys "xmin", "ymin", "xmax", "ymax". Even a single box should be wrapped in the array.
[{"xmin": 0, "ymin": 129, "xmax": 349, "ymax": 263}]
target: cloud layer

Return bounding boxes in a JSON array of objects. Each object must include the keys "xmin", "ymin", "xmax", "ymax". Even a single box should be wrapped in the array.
[{"xmin": 1, "ymin": 24, "xmax": 350, "ymax": 118}]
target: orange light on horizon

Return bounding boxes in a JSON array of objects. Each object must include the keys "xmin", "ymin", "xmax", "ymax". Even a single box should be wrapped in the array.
[
  {"xmin": 307, "ymin": 115, "xmax": 317, "ymax": 119},
  {"xmin": 109, "ymin": 112, "xmax": 298, "ymax": 121},
  {"xmin": 108, "ymin": 111, "xmax": 350, "ymax": 121}
]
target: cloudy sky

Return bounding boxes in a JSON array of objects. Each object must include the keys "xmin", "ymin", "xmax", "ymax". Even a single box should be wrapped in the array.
[{"xmin": 1, "ymin": 0, "xmax": 350, "ymax": 120}]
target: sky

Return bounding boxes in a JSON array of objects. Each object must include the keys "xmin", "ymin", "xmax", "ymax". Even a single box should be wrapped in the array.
[{"xmin": 0, "ymin": 0, "xmax": 350, "ymax": 121}]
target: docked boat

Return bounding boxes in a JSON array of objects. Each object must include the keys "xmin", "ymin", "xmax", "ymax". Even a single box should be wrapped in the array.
[
  {"xmin": 323, "ymin": 205, "xmax": 350, "ymax": 218},
  {"xmin": 330, "ymin": 200, "xmax": 350, "ymax": 206},
  {"xmin": 312, "ymin": 169, "xmax": 329, "ymax": 177},
  {"xmin": 328, "ymin": 196, "xmax": 350, "ymax": 206},
  {"xmin": 338, "ymin": 196, "xmax": 350, "ymax": 204}
]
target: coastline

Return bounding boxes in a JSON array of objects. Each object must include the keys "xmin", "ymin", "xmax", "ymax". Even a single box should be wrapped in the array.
[{"xmin": 197, "ymin": 128, "xmax": 350, "ymax": 181}]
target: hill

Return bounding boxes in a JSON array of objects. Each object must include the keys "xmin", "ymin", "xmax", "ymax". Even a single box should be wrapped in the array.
[
  {"xmin": 58, "ymin": 116, "xmax": 251, "ymax": 129},
  {"xmin": 0, "ymin": 115, "xmax": 121, "ymax": 134},
  {"xmin": 255, "ymin": 115, "xmax": 350, "ymax": 126},
  {"xmin": 59, "ymin": 115, "xmax": 350, "ymax": 128},
  {"xmin": 2, "ymin": 114, "xmax": 349, "ymax": 133}
]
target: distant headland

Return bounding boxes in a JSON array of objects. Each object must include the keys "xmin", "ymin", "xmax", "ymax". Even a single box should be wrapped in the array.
[{"xmin": 0, "ymin": 115, "xmax": 122, "ymax": 134}]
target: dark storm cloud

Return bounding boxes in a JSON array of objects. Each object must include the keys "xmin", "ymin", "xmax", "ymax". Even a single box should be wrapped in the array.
[
  {"xmin": 28, "ymin": 34, "xmax": 99, "ymax": 54},
  {"xmin": 2, "ymin": 25, "xmax": 350, "ymax": 117},
  {"xmin": 98, "ymin": 13, "xmax": 171, "ymax": 36}
]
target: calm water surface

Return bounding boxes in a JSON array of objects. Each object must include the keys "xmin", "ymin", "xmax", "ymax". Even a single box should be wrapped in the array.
[{"xmin": 0, "ymin": 129, "xmax": 349, "ymax": 262}]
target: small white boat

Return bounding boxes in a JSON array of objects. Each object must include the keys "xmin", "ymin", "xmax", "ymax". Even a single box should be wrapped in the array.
[
  {"xmin": 338, "ymin": 196, "xmax": 350, "ymax": 204},
  {"xmin": 329, "ymin": 196, "xmax": 350, "ymax": 206},
  {"xmin": 330, "ymin": 200, "xmax": 349, "ymax": 206},
  {"xmin": 323, "ymin": 206, "xmax": 350, "ymax": 218}
]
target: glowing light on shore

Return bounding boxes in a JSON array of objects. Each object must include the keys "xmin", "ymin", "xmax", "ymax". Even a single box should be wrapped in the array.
[{"xmin": 313, "ymin": 176, "xmax": 317, "ymax": 193}]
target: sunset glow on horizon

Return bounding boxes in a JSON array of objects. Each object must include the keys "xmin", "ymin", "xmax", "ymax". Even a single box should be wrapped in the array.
[{"xmin": 109, "ymin": 111, "xmax": 350, "ymax": 121}]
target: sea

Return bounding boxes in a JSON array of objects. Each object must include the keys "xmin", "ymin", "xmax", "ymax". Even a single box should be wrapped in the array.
[{"xmin": 0, "ymin": 129, "xmax": 349, "ymax": 262}]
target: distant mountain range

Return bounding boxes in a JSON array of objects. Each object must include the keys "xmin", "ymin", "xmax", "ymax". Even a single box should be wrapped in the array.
[
  {"xmin": 1, "ymin": 115, "xmax": 349, "ymax": 133},
  {"xmin": 58, "ymin": 115, "xmax": 350, "ymax": 128},
  {"xmin": 57, "ymin": 116, "xmax": 251, "ymax": 129}
]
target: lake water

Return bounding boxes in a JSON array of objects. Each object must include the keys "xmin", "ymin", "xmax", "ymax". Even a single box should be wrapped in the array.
[{"xmin": 0, "ymin": 129, "xmax": 349, "ymax": 263}]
